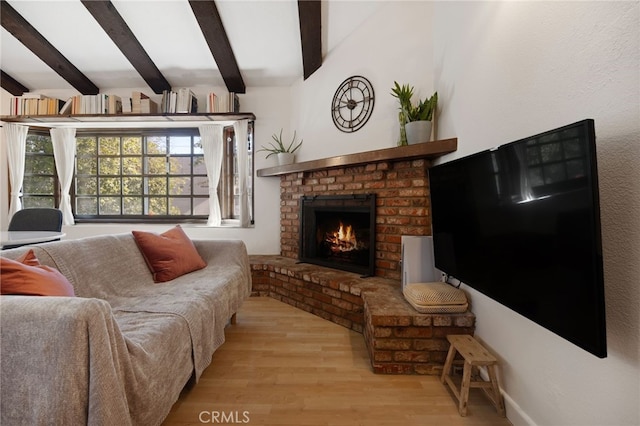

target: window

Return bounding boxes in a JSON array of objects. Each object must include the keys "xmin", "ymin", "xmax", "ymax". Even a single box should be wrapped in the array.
[
  {"xmin": 23, "ymin": 134, "xmax": 58, "ymax": 208},
  {"xmin": 19, "ymin": 126, "xmax": 253, "ymax": 225},
  {"xmin": 75, "ymin": 130, "xmax": 209, "ymax": 220}
]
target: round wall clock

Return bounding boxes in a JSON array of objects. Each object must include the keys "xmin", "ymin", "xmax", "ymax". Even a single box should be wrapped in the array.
[{"xmin": 331, "ymin": 75, "xmax": 375, "ymax": 133}]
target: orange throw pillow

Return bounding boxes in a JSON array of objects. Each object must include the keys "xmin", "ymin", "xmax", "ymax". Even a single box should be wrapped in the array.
[
  {"xmin": 0, "ymin": 249, "xmax": 75, "ymax": 297},
  {"xmin": 132, "ymin": 225, "xmax": 206, "ymax": 282}
]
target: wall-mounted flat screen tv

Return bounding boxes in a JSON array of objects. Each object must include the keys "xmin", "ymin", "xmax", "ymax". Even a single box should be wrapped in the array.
[{"xmin": 429, "ymin": 119, "xmax": 606, "ymax": 358}]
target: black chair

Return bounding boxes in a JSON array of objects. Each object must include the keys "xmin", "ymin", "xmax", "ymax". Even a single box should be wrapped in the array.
[{"xmin": 4, "ymin": 208, "xmax": 63, "ymax": 249}]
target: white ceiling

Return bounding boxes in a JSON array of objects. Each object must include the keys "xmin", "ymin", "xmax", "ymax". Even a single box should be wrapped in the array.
[{"xmin": 1, "ymin": 0, "xmax": 385, "ymax": 93}]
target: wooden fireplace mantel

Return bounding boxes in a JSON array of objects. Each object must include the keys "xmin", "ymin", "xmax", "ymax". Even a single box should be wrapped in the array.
[{"xmin": 256, "ymin": 138, "xmax": 457, "ymax": 177}]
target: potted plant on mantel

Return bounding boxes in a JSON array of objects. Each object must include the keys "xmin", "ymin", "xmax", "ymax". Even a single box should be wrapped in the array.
[
  {"xmin": 391, "ymin": 81, "xmax": 438, "ymax": 146},
  {"xmin": 258, "ymin": 129, "xmax": 303, "ymax": 166}
]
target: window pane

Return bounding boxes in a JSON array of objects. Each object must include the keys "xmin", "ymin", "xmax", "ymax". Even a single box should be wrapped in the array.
[
  {"xmin": 26, "ymin": 135, "xmax": 53, "ymax": 154},
  {"xmin": 23, "ymin": 197, "xmax": 54, "ymax": 208},
  {"xmin": 76, "ymin": 157, "xmax": 97, "ymax": 175},
  {"xmin": 193, "ymin": 137, "xmax": 203, "ymax": 155},
  {"xmin": 169, "ymin": 157, "xmax": 190, "ymax": 174},
  {"xmin": 99, "ymin": 157, "xmax": 121, "ymax": 175},
  {"xmin": 99, "ymin": 198, "xmax": 121, "ymax": 215},
  {"xmin": 123, "ymin": 197, "xmax": 142, "ymax": 215},
  {"xmin": 123, "ymin": 157, "xmax": 142, "ymax": 174},
  {"xmin": 146, "ymin": 137, "xmax": 167, "ymax": 154},
  {"xmin": 77, "ymin": 137, "xmax": 97, "ymax": 155},
  {"xmin": 169, "ymin": 136, "xmax": 192, "ymax": 155},
  {"xmin": 169, "ymin": 198, "xmax": 191, "ymax": 215},
  {"xmin": 76, "ymin": 177, "xmax": 97, "ymax": 195},
  {"xmin": 76, "ymin": 197, "xmax": 97, "ymax": 215},
  {"xmin": 193, "ymin": 176, "xmax": 209, "ymax": 195},
  {"xmin": 169, "ymin": 177, "xmax": 190, "ymax": 195},
  {"xmin": 123, "ymin": 177, "xmax": 142, "ymax": 195},
  {"xmin": 194, "ymin": 198, "xmax": 209, "ymax": 215},
  {"xmin": 146, "ymin": 157, "xmax": 167, "ymax": 175},
  {"xmin": 193, "ymin": 156, "xmax": 207, "ymax": 174},
  {"xmin": 99, "ymin": 177, "xmax": 121, "ymax": 195},
  {"xmin": 146, "ymin": 177, "xmax": 166, "ymax": 195},
  {"xmin": 122, "ymin": 137, "xmax": 142, "ymax": 155},
  {"xmin": 25, "ymin": 156, "xmax": 55, "ymax": 175},
  {"xmin": 99, "ymin": 137, "xmax": 120, "ymax": 155},
  {"xmin": 147, "ymin": 197, "xmax": 167, "ymax": 215},
  {"xmin": 23, "ymin": 176, "xmax": 54, "ymax": 194}
]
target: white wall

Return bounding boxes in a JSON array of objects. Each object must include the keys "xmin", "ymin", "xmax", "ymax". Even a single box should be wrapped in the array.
[
  {"xmin": 0, "ymin": 85, "xmax": 286, "ymax": 254},
  {"xmin": 290, "ymin": 1, "xmax": 436, "ymax": 160},
  {"xmin": 432, "ymin": 2, "xmax": 639, "ymax": 425}
]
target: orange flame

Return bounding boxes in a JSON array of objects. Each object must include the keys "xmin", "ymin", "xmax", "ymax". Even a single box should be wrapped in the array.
[{"xmin": 326, "ymin": 222, "xmax": 358, "ymax": 252}]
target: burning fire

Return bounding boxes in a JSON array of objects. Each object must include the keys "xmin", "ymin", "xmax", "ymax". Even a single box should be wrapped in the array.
[{"xmin": 326, "ymin": 222, "xmax": 359, "ymax": 252}]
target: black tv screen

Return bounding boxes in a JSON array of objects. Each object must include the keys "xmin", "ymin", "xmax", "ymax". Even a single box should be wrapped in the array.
[{"xmin": 429, "ymin": 119, "xmax": 606, "ymax": 358}]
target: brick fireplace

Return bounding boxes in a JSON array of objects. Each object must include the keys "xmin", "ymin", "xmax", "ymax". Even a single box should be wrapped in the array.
[
  {"xmin": 279, "ymin": 157, "xmax": 432, "ymax": 280},
  {"xmin": 254, "ymin": 140, "xmax": 459, "ymax": 279},
  {"xmin": 252, "ymin": 140, "xmax": 476, "ymax": 376}
]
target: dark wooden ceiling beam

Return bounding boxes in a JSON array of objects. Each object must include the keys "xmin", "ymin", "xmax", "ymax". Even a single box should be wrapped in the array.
[
  {"xmin": 81, "ymin": 0, "xmax": 171, "ymax": 94},
  {"xmin": 189, "ymin": 0, "xmax": 245, "ymax": 94},
  {"xmin": 1, "ymin": 70, "xmax": 29, "ymax": 96},
  {"xmin": 298, "ymin": 0, "xmax": 322, "ymax": 80},
  {"xmin": 1, "ymin": 1, "xmax": 99, "ymax": 95}
]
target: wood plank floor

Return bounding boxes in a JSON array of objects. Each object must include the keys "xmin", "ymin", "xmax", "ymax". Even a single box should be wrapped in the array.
[{"xmin": 163, "ymin": 297, "xmax": 512, "ymax": 426}]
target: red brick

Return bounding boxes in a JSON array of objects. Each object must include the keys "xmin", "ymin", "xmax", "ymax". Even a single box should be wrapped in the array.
[
  {"xmin": 414, "ymin": 339, "xmax": 450, "ymax": 352},
  {"xmin": 332, "ymin": 298, "xmax": 353, "ymax": 311},
  {"xmin": 394, "ymin": 351, "xmax": 431, "ymax": 363},
  {"xmin": 373, "ymin": 339, "xmax": 412, "ymax": 350},
  {"xmin": 393, "ymin": 327, "xmax": 433, "ymax": 338},
  {"xmin": 373, "ymin": 351, "xmax": 393, "ymax": 362}
]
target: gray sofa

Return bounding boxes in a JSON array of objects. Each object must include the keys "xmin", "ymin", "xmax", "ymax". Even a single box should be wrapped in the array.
[{"xmin": 0, "ymin": 233, "xmax": 252, "ymax": 425}]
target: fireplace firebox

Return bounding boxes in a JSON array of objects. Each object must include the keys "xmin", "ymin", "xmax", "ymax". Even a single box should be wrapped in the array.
[{"xmin": 299, "ymin": 194, "xmax": 376, "ymax": 276}]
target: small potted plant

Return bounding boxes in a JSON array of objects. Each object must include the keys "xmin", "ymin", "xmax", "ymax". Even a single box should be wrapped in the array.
[
  {"xmin": 391, "ymin": 82, "xmax": 438, "ymax": 145},
  {"xmin": 258, "ymin": 129, "xmax": 303, "ymax": 166}
]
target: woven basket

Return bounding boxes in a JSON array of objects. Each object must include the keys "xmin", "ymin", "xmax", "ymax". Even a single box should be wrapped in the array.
[{"xmin": 403, "ymin": 282, "xmax": 468, "ymax": 313}]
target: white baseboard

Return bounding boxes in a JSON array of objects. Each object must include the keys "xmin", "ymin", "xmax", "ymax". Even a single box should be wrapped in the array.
[{"xmin": 477, "ymin": 367, "xmax": 536, "ymax": 426}]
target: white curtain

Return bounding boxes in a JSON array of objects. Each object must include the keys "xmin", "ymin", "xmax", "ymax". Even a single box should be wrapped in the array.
[
  {"xmin": 50, "ymin": 127, "xmax": 77, "ymax": 225},
  {"xmin": 198, "ymin": 124, "xmax": 225, "ymax": 226},
  {"xmin": 233, "ymin": 120, "xmax": 250, "ymax": 228},
  {"xmin": 3, "ymin": 123, "xmax": 29, "ymax": 220}
]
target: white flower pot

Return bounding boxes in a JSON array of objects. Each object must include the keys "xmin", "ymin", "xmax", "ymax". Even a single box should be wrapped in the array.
[
  {"xmin": 405, "ymin": 120, "xmax": 432, "ymax": 144},
  {"xmin": 277, "ymin": 152, "xmax": 295, "ymax": 166}
]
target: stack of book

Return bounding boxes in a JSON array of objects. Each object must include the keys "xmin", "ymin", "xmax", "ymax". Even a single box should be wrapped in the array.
[
  {"xmin": 206, "ymin": 92, "xmax": 240, "ymax": 113},
  {"xmin": 8, "ymin": 89, "xmax": 235, "ymax": 116},
  {"xmin": 161, "ymin": 88, "xmax": 198, "ymax": 113},
  {"xmin": 63, "ymin": 94, "xmax": 124, "ymax": 114},
  {"xmin": 131, "ymin": 91, "xmax": 158, "ymax": 114},
  {"xmin": 9, "ymin": 94, "xmax": 64, "ymax": 115}
]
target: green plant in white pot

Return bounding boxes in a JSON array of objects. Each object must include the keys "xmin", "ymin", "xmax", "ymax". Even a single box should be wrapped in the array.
[
  {"xmin": 391, "ymin": 82, "xmax": 438, "ymax": 145},
  {"xmin": 258, "ymin": 129, "xmax": 303, "ymax": 166}
]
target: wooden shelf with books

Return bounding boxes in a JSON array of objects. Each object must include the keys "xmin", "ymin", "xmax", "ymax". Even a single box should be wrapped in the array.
[{"xmin": 0, "ymin": 112, "xmax": 256, "ymax": 128}]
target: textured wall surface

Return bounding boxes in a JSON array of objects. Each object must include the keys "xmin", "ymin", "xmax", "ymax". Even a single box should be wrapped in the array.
[{"xmin": 433, "ymin": 2, "xmax": 639, "ymax": 425}]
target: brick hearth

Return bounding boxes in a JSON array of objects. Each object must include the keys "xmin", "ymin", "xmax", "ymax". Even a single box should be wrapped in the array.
[{"xmin": 250, "ymin": 256, "xmax": 475, "ymax": 375}]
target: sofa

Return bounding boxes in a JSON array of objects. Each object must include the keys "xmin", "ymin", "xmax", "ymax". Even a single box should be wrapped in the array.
[{"xmin": 0, "ymin": 232, "xmax": 252, "ymax": 425}]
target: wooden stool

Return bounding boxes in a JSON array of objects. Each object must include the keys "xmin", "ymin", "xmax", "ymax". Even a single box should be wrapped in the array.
[{"xmin": 441, "ymin": 334, "xmax": 505, "ymax": 417}]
